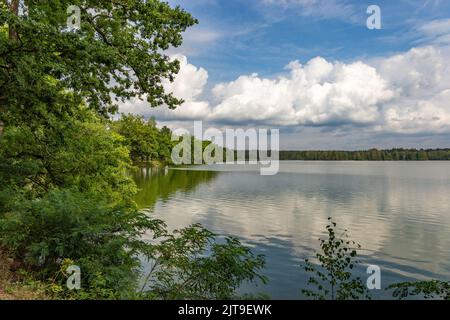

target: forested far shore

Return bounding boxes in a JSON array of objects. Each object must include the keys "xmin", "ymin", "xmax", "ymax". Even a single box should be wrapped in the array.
[
  {"xmin": 278, "ymin": 149, "xmax": 450, "ymax": 161},
  {"xmin": 113, "ymin": 115, "xmax": 450, "ymax": 164}
]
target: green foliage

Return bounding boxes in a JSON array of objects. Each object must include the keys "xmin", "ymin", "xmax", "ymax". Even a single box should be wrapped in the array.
[
  {"xmin": 1, "ymin": 0, "xmax": 197, "ymax": 122},
  {"xmin": 0, "ymin": 112, "xmax": 136, "ymax": 203},
  {"xmin": 0, "ymin": 179, "xmax": 155, "ymax": 298},
  {"xmin": 140, "ymin": 223, "xmax": 267, "ymax": 300},
  {"xmin": 112, "ymin": 114, "xmax": 175, "ymax": 164},
  {"xmin": 301, "ymin": 218, "xmax": 371, "ymax": 300},
  {"xmin": 112, "ymin": 114, "xmax": 218, "ymax": 165},
  {"xmin": 389, "ymin": 280, "xmax": 450, "ymax": 300}
]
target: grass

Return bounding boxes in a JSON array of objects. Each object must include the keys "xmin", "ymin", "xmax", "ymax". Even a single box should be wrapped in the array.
[{"xmin": 0, "ymin": 251, "xmax": 51, "ymax": 300}]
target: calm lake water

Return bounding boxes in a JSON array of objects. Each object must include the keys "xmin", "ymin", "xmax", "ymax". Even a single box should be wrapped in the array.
[{"xmin": 133, "ymin": 161, "xmax": 450, "ymax": 299}]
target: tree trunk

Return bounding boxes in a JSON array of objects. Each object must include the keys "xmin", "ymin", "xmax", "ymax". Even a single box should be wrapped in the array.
[{"xmin": 9, "ymin": 0, "xmax": 20, "ymax": 40}]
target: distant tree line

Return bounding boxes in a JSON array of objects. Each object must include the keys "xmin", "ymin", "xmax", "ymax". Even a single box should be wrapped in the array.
[
  {"xmin": 113, "ymin": 116, "xmax": 450, "ymax": 164},
  {"xmin": 279, "ymin": 149, "xmax": 450, "ymax": 161}
]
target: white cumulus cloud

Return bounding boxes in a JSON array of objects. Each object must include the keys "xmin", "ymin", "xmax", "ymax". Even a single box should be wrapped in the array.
[
  {"xmin": 120, "ymin": 54, "xmax": 210, "ymax": 120},
  {"xmin": 376, "ymin": 46, "xmax": 450, "ymax": 134},
  {"xmin": 120, "ymin": 46, "xmax": 450, "ymax": 135},
  {"xmin": 210, "ymin": 57, "xmax": 393, "ymax": 126}
]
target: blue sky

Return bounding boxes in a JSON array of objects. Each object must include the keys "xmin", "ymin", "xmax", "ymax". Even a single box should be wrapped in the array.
[
  {"xmin": 122, "ymin": 0, "xmax": 450, "ymax": 150},
  {"xmin": 169, "ymin": 0, "xmax": 450, "ymax": 83}
]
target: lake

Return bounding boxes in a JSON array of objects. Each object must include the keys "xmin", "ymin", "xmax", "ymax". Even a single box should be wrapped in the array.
[{"xmin": 133, "ymin": 161, "xmax": 450, "ymax": 299}]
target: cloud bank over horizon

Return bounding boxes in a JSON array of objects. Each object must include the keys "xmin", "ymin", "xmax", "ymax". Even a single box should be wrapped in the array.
[{"xmin": 120, "ymin": 45, "xmax": 450, "ymax": 137}]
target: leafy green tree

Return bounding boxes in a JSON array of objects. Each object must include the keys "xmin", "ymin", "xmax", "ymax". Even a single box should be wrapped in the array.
[
  {"xmin": 157, "ymin": 126, "xmax": 175, "ymax": 163},
  {"xmin": 0, "ymin": 111, "xmax": 143, "ymax": 296},
  {"xmin": 113, "ymin": 114, "xmax": 160, "ymax": 163},
  {"xmin": 301, "ymin": 218, "xmax": 371, "ymax": 300},
  {"xmin": 1, "ymin": 0, "xmax": 197, "ymax": 124},
  {"xmin": 0, "ymin": 109, "xmax": 135, "ymax": 201}
]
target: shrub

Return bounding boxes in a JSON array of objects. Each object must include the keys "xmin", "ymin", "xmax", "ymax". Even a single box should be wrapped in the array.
[{"xmin": 301, "ymin": 218, "xmax": 371, "ymax": 300}]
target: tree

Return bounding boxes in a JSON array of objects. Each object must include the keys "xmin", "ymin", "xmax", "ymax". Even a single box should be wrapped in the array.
[
  {"xmin": 1, "ymin": 0, "xmax": 197, "ymax": 128},
  {"xmin": 113, "ymin": 114, "xmax": 160, "ymax": 163},
  {"xmin": 301, "ymin": 218, "xmax": 371, "ymax": 300},
  {"xmin": 0, "ymin": 109, "xmax": 136, "ymax": 203},
  {"xmin": 112, "ymin": 114, "xmax": 182, "ymax": 164},
  {"xmin": 0, "ymin": 114, "xmax": 145, "ymax": 297},
  {"xmin": 157, "ymin": 126, "xmax": 175, "ymax": 162}
]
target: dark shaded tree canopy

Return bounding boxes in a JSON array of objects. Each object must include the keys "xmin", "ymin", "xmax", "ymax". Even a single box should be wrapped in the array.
[{"xmin": 1, "ymin": 0, "xmax": 197, "ymax": 124}]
